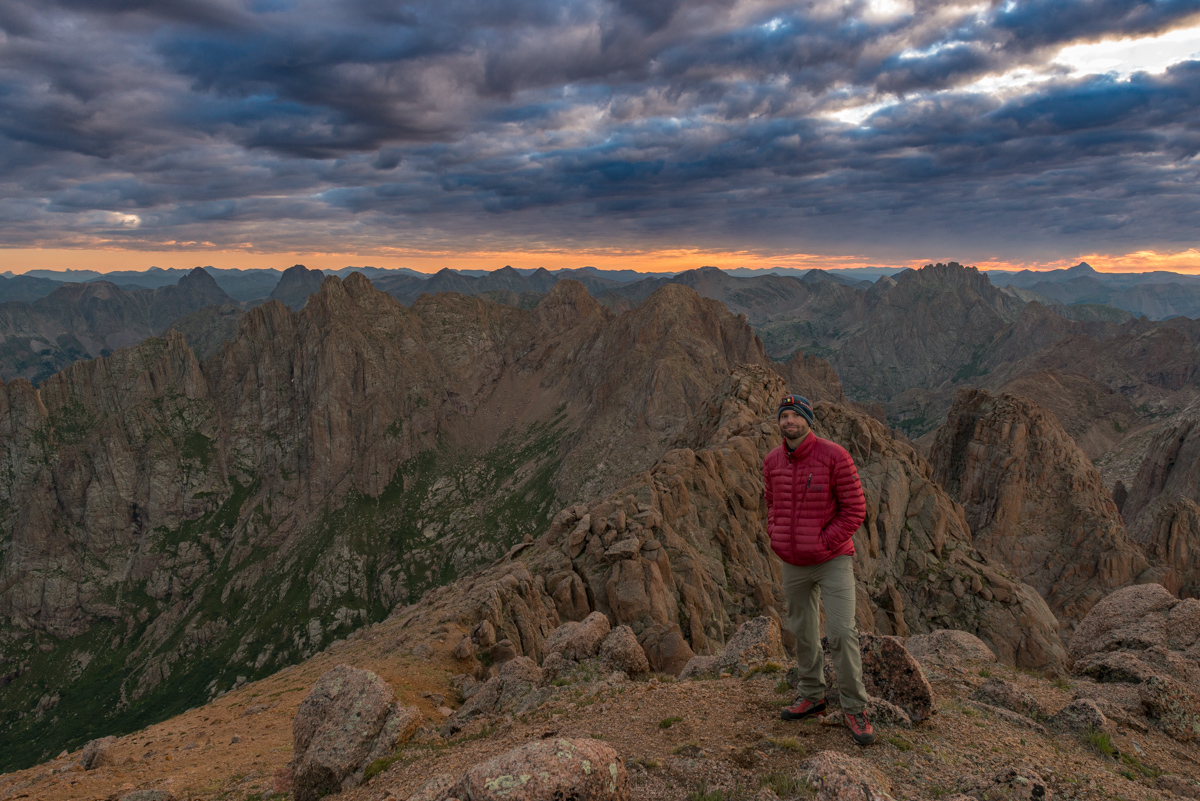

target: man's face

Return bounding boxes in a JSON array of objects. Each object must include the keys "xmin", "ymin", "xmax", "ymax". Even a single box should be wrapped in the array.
[{"xmin": 779, "ymin": 409, "xmax": 810, "ymax": 441}]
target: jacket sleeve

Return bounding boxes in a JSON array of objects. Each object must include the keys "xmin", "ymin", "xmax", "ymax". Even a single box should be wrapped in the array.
[
  {"xmin": 762, "ymin": 459, "xmax": 773, "ymax": 509},
  {"xmin": 820, "ymin": 449, "xmax": 866, "ymax": 549}
]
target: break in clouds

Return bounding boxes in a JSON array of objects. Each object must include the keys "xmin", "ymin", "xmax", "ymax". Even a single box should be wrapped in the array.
[{"xmin": 1, "ymin": 0, "xmax": 1199, "ymax": 260}]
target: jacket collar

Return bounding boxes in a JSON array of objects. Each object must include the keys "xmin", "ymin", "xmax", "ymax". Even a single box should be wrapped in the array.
[{"xmin": 783, "ymin": 430, "xmax": 815, "ymax": 461}]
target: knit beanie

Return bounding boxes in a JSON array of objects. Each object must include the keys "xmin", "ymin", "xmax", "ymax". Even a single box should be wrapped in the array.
[{"xmin": 777, "ymin": 394, "xmax": 814, "ymax": 426}]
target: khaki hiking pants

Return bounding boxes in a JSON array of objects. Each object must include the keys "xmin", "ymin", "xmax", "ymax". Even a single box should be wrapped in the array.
[{"xmin": 781, "ymin": 555, "xmax": 869, "ymax": 714}]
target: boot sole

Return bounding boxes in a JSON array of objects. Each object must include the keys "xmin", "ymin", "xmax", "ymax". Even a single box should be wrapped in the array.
[{"xmin": 780, "ymin": 706, "xmax": 827, "ymax": 721}]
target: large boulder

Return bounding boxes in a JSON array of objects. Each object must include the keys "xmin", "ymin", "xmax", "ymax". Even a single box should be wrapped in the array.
[
  {"xmin": 906, "ymin": 629, "xmax": 997, "ymax": 668},
  {"xmin": 436, "ymin": 738, "xmax": 629, "ymax": 801},
  {"xmin": 1067, "ymin": 584, "xmax": 1200, "ymax": 731},
  {"xmin": 800, "ymin": 751, "xmax": 893, "ymax": 801},
  {"xmin": 639, "ymin": 623, "xmax": 694, "ymax": 676},
  {"xmin": 445, "ymin": 656, "xmax": 546, "ymax": 733},
  {"xmin": 844, "ymin": 634, "xmax": 935, "ymax": 723},
  {"xmin": 544, "ymin": 612, "xmax": 611, "ymax": 661},
  {"xmin": 1047, "ymin": 699, "xmax": 1109, "ymax": 734},
  {"xmin": 599, "ymin": 625, "xmax": 650, "ymax": 677},
  {"xmin": 681, "ymin": 616, "xmax": 787, "ymax": 678},
  {"xmin": 714, "ymin": 616, "xmax": 787, "ymax": 675},
  {"xmin": 291, "ymin": 665, "xmax": 419, "ymax": 801},
  {"xmin": 1068, "ymin": 584, "xmax": 1183, "ymax": 664},
  {"xmin": 79, "ymin": 736, "xmax": 116, "ymax": 770},
  {"xmin": 1139, "ymin": 675, "xmax": 1200, "ymax": 742},
  {"xmin": 970, "ymin": 678, "xmax": 1046, "ymax": 720}
]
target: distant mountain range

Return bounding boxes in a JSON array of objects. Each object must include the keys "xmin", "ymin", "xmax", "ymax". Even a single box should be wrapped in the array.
[
  {"xmin": 9, "ymin": 260, "xmax": 1200, "ymax": 319},
  {"xmin": 987, "ymin": 261, "xmax": 1200, "ymax": 319}
]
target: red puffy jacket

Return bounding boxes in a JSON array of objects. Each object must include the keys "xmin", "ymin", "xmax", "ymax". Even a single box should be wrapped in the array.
[{"xmin": 763, "ymin": 431, "xmax": 867, "ymax": 567}]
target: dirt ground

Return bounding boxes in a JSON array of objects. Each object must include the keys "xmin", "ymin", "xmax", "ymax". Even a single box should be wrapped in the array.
[{"xmin": 2, "ymin": 612, "xmax": 1198, "ymax": 801}]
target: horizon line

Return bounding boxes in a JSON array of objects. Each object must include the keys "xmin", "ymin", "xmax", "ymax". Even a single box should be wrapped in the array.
[{"xmin": 3, "ymin": 247, "xmax": 1200, "ymax": 276}]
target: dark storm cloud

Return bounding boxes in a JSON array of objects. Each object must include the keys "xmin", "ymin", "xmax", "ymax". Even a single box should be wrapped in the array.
[{"xmin": 1, "ymin": 0, "xmax": 1199, "ymax": 258}]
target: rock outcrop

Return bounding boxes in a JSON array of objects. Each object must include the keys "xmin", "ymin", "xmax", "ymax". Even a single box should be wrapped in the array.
[
  {"xmin": 290, "ymin": 665, "xmax": 418, "ymax": 801},
  {"xmin": 409, "ymin": 738, "xmax": 629, "ymax": 801},
  {"xmin": 1068, "ymin": 584, "xmax": 1200, "ymax": 742},
  {"xmin": 930, "ymin": 389, "xmax": 1150, "ymax": 625},
  {"xmin": 389, "ymin": 365, "xmax": 1066, "ymax": 696},
  {"xmin": 905, "ymin": 629, "xmax": 997, "ymax": 667},
  {"xmin": 799, "ymin": 750, "xmax": 893, "ymax": 801},
  {"xmin": 1122, "ymin": 404, "xmax": 1200, "ymax": 597}
]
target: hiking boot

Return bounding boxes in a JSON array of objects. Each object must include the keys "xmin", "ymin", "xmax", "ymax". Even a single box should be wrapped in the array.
[
  {"xmin": 845, "ymin": 711, "xmax": 875, "ymax": 745},
  {"xmin": 780, "ymin": 696, "xmax": 827, "ymax": 721}
]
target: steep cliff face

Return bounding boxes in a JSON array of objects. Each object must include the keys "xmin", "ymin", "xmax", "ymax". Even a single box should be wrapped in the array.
[
  {"xmin": 994, "ymin": 370, "xmax": 1137, "ymax": 460},
  {"xmin": 0, "ymin": 277, "xmax": 776, "ymax": 768},
  {"xmin": 929, "ymin": 389, "xmax": 1150, "ymax": 626},
  {"xmin": 1121, "ymin": 404, "xmax": 1200, "ymax": 598},
  {"xmin": 392, "ymin": 366, "xmax": 1064, "ymax": 683}
]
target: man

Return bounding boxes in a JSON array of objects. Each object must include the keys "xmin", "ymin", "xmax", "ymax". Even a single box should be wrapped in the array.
[{"xmin": 762, "ymin": 394, "xmax": 874, "ymax": 746}]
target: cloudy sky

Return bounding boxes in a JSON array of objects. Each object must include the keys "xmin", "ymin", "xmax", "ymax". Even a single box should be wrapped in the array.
[{"xmin": 2, "ymin": 0, "xmax": 1199, "ymax": 274}]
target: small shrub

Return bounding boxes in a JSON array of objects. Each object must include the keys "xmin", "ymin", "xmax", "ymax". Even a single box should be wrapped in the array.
[
  {"xmin": 769, "ymin": 736, "xmax": 805, "ymax": 754},
  {"xmin": 744, "ymin": 662, "xmax": 784, "ymax": 679},
  {"xmin": 760, "ymin": 771, "xmax": 813, "ymax": 798},
  {"xmin": 978, "ymin": 667, "xmax": 992, "ymax": 678},
  {"xmin": 1119, "ymin": 753, "xmax": 1163, "ymax": 779},
  {"xmin": 888, "ymin": 735, "xmax": 913, "ymax": 752},
  {"xmin": 1083, "ymin": 728, "xmax": 1116, "ymax": 758},
  {"xmin": 659, "ymin": 715, "xmax": 683, "ymax": 729},
  {"xmin": 364, "ymin": 749, "xmax": 404, "ymax": 781},
  {"xmin": 1051, "ymin": 676, "xmax": 1074, "ymax": 692},
  {"xmin": 775, "ymin": 679, "xmax": 793, "ymax": 695},
  {"xmin": 591, "ymin": 733, "xmax": 605, "ymax": 740}
]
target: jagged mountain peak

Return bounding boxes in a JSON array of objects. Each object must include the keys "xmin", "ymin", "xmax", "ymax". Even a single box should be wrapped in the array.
[
  {"xmin": 930, "ymin": 387, "xmax": 1150, "ymax": 624},
  {"xmin": 268, "ymin": 264, "xmax": 324, "ymax": 310}
]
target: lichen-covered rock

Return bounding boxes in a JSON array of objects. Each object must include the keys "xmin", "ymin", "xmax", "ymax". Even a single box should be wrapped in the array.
[
  {"xmin": 971, "ymin": 678, "xmax": 1046, "ymax": 720},
  {"xmin": 1139, "ymin": 674, "xmax": 1200, "ymax": 742},
  {"xmin": 544, "ymin": 612, "xmax": 611, "ymax": 662},
  {"xmin": 539, "ymin": 651, "xmax": 577, "ymax": 683},
  {"xmin": 446, "ymin": 656, "xmax": 545, "ymax": 733},
  {"xmin": 905, "ymin": 629, "xmax": 997, "ymax": 667},
  {"xmin": 79, "ymin": 736, "xmax": 116, "ymax": 771},
  {"xmin": 864, "ymin": 695, "xmax": 912, "ymax": 728},
  {"xmin": 856, "ymin": 634, "xmax": 935, "ymax": 723},
  {"xmin": 1068, "ymin": 584, "xmax": 1180, "ymax": 664},
  {"xmin": 713, "ymin": 616, "xmax": 787, "ymax": 676},
  {"xmin": 957, "ymin": 765, "xmax": 1052, "ymax": 801},
  {"xmin": 679, "ymin": 655, "xmax": 720, "ymax": 680},
  {"xmin": 1047, "ymin": 699, "xmax": 1108, "ymax": 734},
  {"xmin": 291, "ymin": 665, "xmax": 419, "ymax": 801},
  {"xmin": 408, "ymin": 774, "xmax": 457, "ymax": 801},
  {"xmin": 800, "ymin": 750, "xmax": 893, "ymax": 800},
  {"xmin": 599, "ymin": 625, "xmax": 649, "ymax": 677},
  {"xmin": 449, "ymin": 738, "xmax": 629, "ymax": 801},
  {"xmin": 1074, "ymin": 651, "xmax": 1162, "ymax": 684}
]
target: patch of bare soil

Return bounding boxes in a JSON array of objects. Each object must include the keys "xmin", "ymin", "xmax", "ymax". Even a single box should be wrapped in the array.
[{"xmin": 2, "ymin": 615, "xmax": 1198, "ymax": 801}]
